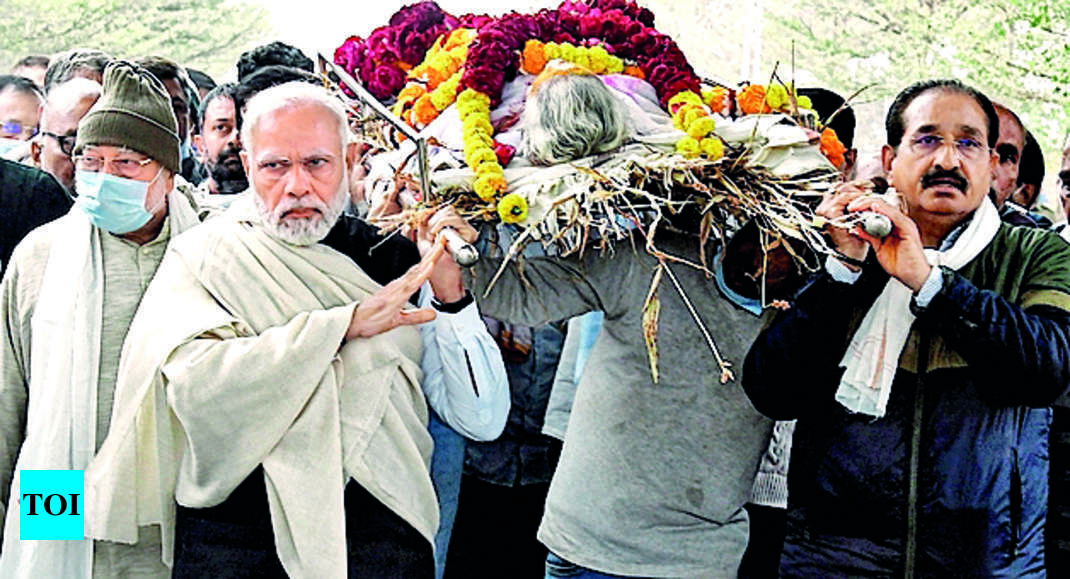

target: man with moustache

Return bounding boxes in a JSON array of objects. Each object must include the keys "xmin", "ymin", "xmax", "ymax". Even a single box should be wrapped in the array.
[
  {"xmin": 84, "ymin": 82, "xmax": 508, "ymax": 577},
  {"xmin": 193, "ymin": 82, "xmax": 246, "ymax": 197},
  {"xmin": 744, "ymin": 79, "xmax": 1070, "ymax": 576}
]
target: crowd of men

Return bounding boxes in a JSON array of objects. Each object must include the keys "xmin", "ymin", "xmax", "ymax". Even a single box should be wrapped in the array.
[{"xmin": 0, "ymin": 39, "xmax": 1069, "ymax": 579}]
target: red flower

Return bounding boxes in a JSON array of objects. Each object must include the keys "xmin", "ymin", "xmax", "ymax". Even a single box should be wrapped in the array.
[{"xmin": 493, "ymin": 141, "xmax": 516, "ymax": 167}]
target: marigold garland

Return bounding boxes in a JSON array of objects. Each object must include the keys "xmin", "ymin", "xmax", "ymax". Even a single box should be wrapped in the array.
[
  {"xmin": 521, "ymin": 40, "xmax": 625, "ymax": 75},
  {"xmin": 457, "ymin": 88, "xmax": 507, "ymax": 200}
]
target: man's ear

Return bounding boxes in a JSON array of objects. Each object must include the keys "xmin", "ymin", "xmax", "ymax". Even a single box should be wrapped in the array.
[
  {"xmin": 841, "ymin": 148, "xmax": 858, "ymax": 180},
  {"xmin": 240, "ymin": 150, "xmax": 250, "ymax": 175},
  {"xmin": 193, "ymin": 134, "xmax": 206, "ymax": 163},
  {"xmin": 345, "ymin": 141, "xmax": 360, "ymax": 171},
  {"xmin": 881, "ymin": 144, "xmax": 896, "ymax": 175},
  {"xmin": 29, "ymin": 139, "xmax": 42, "ymax": 167}
]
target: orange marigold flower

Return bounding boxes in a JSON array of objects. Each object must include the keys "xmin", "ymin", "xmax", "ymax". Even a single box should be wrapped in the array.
[
  {"xmin": 412, "ymin": 95, "xmax": 440, "ymax": 127},
  {"xmin": 521, "ymin": 40, "xmax": 548, "ymax": 75},
  {"xmin": 623, "ymin": 66, "xmax": 645, "ymax": 79},
  {"xmin": 702, "ymin": 86, "xmax": 729, "ymax": 115},
  {"xmin": 397, "ymin": 85, "xmax": 425, "ymax": 104},
  {"xmin": 738, "ymin": 84, "xmax": 772, "ymax": 115},
  {"xmin": 820, "ymin": 128, "xmax": 847, "ymax": 168}
]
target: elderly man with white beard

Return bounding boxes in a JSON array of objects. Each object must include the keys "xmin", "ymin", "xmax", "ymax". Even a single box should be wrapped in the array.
[{"xmin": 84, "ymin": 82, "xmax": 508, "ymax": 578}]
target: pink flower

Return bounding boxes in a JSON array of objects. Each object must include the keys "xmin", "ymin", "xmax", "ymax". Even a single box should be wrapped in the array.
[{"xmin": 369, "ymin": 65, "xmax": 406, "ymax": 100}]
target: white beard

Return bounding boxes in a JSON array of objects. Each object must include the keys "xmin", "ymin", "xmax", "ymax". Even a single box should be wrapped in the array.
[{"xmin": 253, "ymin": 176, "xmax": 349, "ymax": 246}]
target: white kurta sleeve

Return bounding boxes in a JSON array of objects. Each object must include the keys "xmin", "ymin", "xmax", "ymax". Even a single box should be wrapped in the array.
[{"xmin": 418, "ymin": 286, "xmax": 509, "ymax": 442}]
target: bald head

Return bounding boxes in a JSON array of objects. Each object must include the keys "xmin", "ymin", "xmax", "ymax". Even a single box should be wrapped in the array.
[{"xmin": 32, "ymin": 78, "xmax": 102, "ymax": 192}]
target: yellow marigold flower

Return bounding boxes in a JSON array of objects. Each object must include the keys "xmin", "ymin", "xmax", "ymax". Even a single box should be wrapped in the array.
[
  {"xmin": 543, "ymin": 42, "xmax": 560, "ymax": 60},
  {"xmin": 686, "ymin": 116, "xmax": 715, "ymax": 140},
  {"xmin": 683, "ymin": 107, "xmax": 705, "ymax": 127},
  {"xmin": 475, "ymin": 160, "xmax": 505, "ymax": 177},
  {"xmin": 474, "ymin": 174, "xmax": 507, "ymax": 201},
  {"xmin": 463, "ymin": 115, "xmax": 493, "ymax": 136},
  {"xmin": 457, "ymin": 88, "xmax": 490, "ymax": 109},
  {"xmin": 700, "ymin": 136, "xmax": 725, "ymax": 160},
  {"xmin": 465, "ymin": 146, "xmax": 498, "ymax": 168},
  {"xmin": 797, "ymin": 95, "xmax": 813, "ymax": 110},
  {"xmin": 559, "ymin": 44, "xmax": 578, "ymax": 62},
  {"xmin": 444, "ymin": 28, "xmax": 475, "ymax": 51},
  {"xmin": 430, "ymin": 75, "xmax": 460, "ymax": 110},
  {"xmin": 497, "ymin": 193, "xmax": 529, "ymax": 224},
  {"xmin": 671, "ymin": 103, "xmax": 704, "ymax": 130},
  {"xmin": 668, "ymin": 90, "xmax": 703, "ymax": 111},
  {"xmin": 676, "ymin": 136, "xmax": 701, "ymax": 158},
  {"xmin": 765, "ymin": 83, "xmax": 790, "ymax": 111},
  {"xmin": 606, "ymin": 58, "xmax": 624, "ymax": 74}
]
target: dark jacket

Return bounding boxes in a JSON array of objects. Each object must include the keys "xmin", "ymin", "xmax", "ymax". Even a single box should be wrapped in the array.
[
  {"xmin": 0, "ymin": 159, "xmax": 71, "ymax": 277},
  {"xmin": 743, "ymin": 224, "xmax": 1070, "ymax": 577}
]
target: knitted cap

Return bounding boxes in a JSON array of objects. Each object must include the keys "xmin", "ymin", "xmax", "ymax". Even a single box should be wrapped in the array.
[{"xmin": 76, "ymin": 60, "xmax": 180, "ymax": 172}]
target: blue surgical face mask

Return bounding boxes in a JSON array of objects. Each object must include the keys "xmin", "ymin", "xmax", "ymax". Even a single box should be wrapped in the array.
[
  {"xmin": 75, "ymin": 169, "xmax": 163, "ymax": 234},
  {"xmin": 0, "ymin": 137, "xmax": 26, "ymax": 157}
]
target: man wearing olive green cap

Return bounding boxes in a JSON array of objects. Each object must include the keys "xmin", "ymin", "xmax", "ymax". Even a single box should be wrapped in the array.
[{"xmin": 0, "ymin": 60, "xmax": 202, "ymax": 577}]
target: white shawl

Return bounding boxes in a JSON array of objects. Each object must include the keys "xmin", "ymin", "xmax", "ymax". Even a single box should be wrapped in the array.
[
  {"xmin": 835, "ymin": 198, "xmax": 1001, "ymax": 417},
  {"xmin": 0, "ymin": 187, "xmax": 200, "ymax": 578}
]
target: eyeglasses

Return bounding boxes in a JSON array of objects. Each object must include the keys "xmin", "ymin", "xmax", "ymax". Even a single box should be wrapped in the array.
[
  {"xmin": 41, "ymin": 132, "xmax": 77, "ymax": 156},
  {"xmin": 73, "ymin": 153, "xmax": 155, "ymax": 178},
  {"xmin": 908, "ymin": 134, "xmax": 989, "ymax": 161},
  {"xmin": 1, "ymin": 121, "xmax": 37, "ymax": 140}
]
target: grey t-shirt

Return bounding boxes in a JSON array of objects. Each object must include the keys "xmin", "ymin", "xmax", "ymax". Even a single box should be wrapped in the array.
[{"xmin": 466, "ymin": 231, "xmax": 772, "ymax": 577}]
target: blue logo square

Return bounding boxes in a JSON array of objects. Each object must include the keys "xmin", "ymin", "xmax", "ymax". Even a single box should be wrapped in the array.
[{"xmin": 19, "ymin": 470, "xmax": 84, "ymax": 540}]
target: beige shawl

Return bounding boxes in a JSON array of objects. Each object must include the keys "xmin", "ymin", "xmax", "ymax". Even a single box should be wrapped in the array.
[{"xmin": 84, "ymin": 200, "xmax": 436, "ymax": 577}]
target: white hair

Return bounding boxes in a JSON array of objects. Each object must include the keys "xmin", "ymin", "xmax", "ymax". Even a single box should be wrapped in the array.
[
  {"xmin": 520, "ymin": 74, "xmax": 628, "ymax": 165},
  {"xmin": 253, "ymin": 173, "xmax": 349, "ymax": 246},
  {"xmin": 240, "ymin": 81, "xmax": 349, "ymax": 154},
  {"xmin": 40, "ymin": 77, "xmax": 101, "ymax": 132}
]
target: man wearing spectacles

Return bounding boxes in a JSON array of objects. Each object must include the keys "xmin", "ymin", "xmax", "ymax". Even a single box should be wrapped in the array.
[
  {"xmin": 0, "ymin": 61, "xmax": 202, "ymax": 577},
  {"xmin": 744, "ymin": 79, "xmax": 1070, "ymax": 576},
  {"xmin": 0, "ymin": 75, "xmax": 44, "ymax": 161},
  {"xmin": 29, "ymin": 77, "xmax": 101, "ymax": 196}
]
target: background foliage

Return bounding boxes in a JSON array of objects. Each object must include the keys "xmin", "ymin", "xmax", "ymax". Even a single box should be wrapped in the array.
[
  {"xmin": 764, "ymin": 0, "xmax": 1070, "ymax": 187},
  {"xmin": 0, "ymin": 0, "xmax": 271, "ymax": 80}
]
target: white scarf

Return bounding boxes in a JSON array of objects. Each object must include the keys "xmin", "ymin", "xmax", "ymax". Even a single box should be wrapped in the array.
[
  {"xmin": 0, "ymin": 187, "xmax": 200, "ymax": 578},
  {"xmin": 835, "ymin": 198, "xmax": 1001, "ymax": 417}
]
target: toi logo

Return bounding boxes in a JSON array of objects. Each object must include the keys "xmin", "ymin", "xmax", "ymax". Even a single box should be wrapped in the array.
[{"xmin": 19, "ymin": 470, "xmax": 84, "ymax": 540}]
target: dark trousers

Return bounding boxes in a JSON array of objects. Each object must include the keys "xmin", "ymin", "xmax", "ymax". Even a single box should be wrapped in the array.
[
  {"xmin": 445, "ymin": 475, "xmax": 552, "ymax": 578},
  {"xmin": 1050, "ymin": 406, "xmax": 1070, "ymax": 575},
  {"xmin": 173, "ymin": 471, "xmax": 433, "ymax": 578},
  {"xmin": 738, "ymin": 503, "xmax": 788, "ymax": 579}
]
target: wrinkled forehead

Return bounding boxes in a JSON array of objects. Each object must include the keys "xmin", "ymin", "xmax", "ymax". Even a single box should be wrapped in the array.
[
  {"xmin": 902, "ymin": 89, "xmax": 989, "ymax": 140},
  {"xmin": 248, "ymin": 103, "xmax": 344, "ymax": 154}
]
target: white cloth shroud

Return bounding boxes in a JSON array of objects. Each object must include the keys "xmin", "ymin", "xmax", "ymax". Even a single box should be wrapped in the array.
[{"xmin": 835, "ymin": 198, "xmax": 1001, "ymax": 417}]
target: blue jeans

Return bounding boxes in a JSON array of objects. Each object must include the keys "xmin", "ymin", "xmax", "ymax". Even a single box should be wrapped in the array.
[
  {"xmin": 429, "ymin": 412, "xmax": 466, "ymax": 579},
  {"xmin": 544, "ymin": 553, "xmax": 627, "ymax": 578}
]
